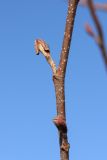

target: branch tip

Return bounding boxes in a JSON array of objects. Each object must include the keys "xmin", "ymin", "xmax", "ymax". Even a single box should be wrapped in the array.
[{"xmin": 34, "ymin": 39, "xmax": 57, "ymax": 74}]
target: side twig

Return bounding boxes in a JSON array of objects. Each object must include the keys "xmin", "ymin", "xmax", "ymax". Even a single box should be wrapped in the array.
[
  {"xmin": 80, "ymin": 0, "xmax": 107, "ymax": 12},
  {"xmin": 34, "ymin": 39, "xmax": 57, "ymax": 74},
  {"xmin": 87, "ymin": 0, "xmax": 107, "ymax": 69}
]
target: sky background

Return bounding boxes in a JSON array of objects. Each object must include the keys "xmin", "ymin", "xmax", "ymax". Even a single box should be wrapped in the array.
[{"xmin": 0, "ymin": 0, "xmax": 107, "ymax": 160}]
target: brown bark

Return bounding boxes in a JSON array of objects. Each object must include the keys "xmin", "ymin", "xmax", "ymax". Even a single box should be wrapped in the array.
[
  {"xmin": 58, "ymin": 0, "xmax": 79, "ymax": 78},
  {"xmin": 35, "ymin": 0, "xmax": 80, "ymax": 160},
  {"xmin": 53, "ymin": 75, "xmax": 69, "ymax": 160},
  {"xmin": 53, "ymin": 1, "xmax": 79, "ymax": 160}
]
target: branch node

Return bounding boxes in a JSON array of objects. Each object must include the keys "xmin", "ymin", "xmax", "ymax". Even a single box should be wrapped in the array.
[
  {"xmin": 53, "ymin": 74, "xmax": 64, "ymax": 82},
  {"xmin": 53, "ymin": 115, "xmax": 67, "ymax": 133},
  {"xmin": 61, "ymin": 142, "xmax": 70, "ymax": 152}
]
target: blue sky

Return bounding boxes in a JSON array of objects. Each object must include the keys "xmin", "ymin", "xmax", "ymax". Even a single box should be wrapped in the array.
[{"xmin": 0, "ymin": 0, "xmax": 107, "ymax": 160}]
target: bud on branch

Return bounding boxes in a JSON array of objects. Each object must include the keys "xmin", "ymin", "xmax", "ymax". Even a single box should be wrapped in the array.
[
  {"xmin": 34, "ymin": 39, "xmax": 57, "ymax": 74},
  {"xmin": 53, "ymin": 115, "xmax": 67, "ymax": 133},
  {"xmin": 85, "ymin": 23, "xmax": 95, "ymax": 37}
]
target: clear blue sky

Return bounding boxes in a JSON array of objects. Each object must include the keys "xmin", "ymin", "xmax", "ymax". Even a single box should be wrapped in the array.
[{"xmin": 0, "ymin": 0, "xmax": 107, "ymax": 160}]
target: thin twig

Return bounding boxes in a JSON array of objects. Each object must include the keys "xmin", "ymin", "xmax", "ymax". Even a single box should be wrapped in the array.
[
  {"xmin": 53, "ymin": 0, "xmax": 79, "ymax": 160},
  {"xmin": 87, "ymin": 0, "xmax": 107, "ymax": 69},
  {"xmin": 35, "ymin": 0, "xmax": 79, "ymax": 160},
  {"xmin": 34, "ymin": 39, "xmax": 57, "ymax": 74},
  {"xmin": 80, "ymin": 0, "xmax": 107, "ymax": 12},
  {"xmin": 58, "ymin": 0, "xmax": 80, "ymax": 78}
]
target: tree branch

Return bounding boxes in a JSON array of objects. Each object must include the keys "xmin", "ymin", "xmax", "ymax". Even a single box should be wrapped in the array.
[
  {"xmin": 80, "ymin": 0, "xmax": 107, "ymax": 12},
  {"xmin": 58, "ymin": 0, "xmax": 80, "ymax": 78},
  {"xmin": 53, "ymin": 0, "xmax": 79, "ymax": 160},
  {"xmin": 34, "ymin": 0, "xmax": 79, "ymax": 160},
  {"xmin": 87, "ymin": 0, "xmax": 107, "ymax": 69}
]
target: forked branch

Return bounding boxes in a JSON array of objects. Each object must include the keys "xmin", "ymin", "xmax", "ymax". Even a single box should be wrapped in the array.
[{"xmin": 34, "ymin": 0, "xmax": 79, "ymax": 160}]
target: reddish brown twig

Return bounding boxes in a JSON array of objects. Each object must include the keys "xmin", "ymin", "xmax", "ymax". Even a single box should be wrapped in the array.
[
  {"xmin": 35, "ymin": 0, "xmax": 79, "ymax": 160},
  {"xmin": 95, "ymin": 3, "xmax": 107, "ymax": 11},
  {"xmin": 87, "ymin": 0, "xmax": 107, "ymax": 69},
  {"xmin": 80, "ymin": 0, "xmax": 107, "ymax": 12},
  {"xmin": 58, "ymin": 0, "xmax": 79, "ymax": 77},
  {"xmin": 53, "ymin": 0, "xmax": 79, "ymax": 160}
]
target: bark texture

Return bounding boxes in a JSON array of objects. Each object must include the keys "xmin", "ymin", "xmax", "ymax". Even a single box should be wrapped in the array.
[
  {"xmin": 53, "ymin": 1, "xmax": 79, "ymax": 160},
  {"xmin": 35, "ymin": 0, "xmax": 80, "ymax": 160}
]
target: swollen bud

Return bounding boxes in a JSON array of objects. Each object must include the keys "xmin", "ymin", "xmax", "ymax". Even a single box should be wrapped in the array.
[
  {"xmin": 34, "ymin": 39, "xmax": 50, "ymax": 55},
  {"xmin": 53, "ymin": 115, "xmax": 67, "ymax": 133}
]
